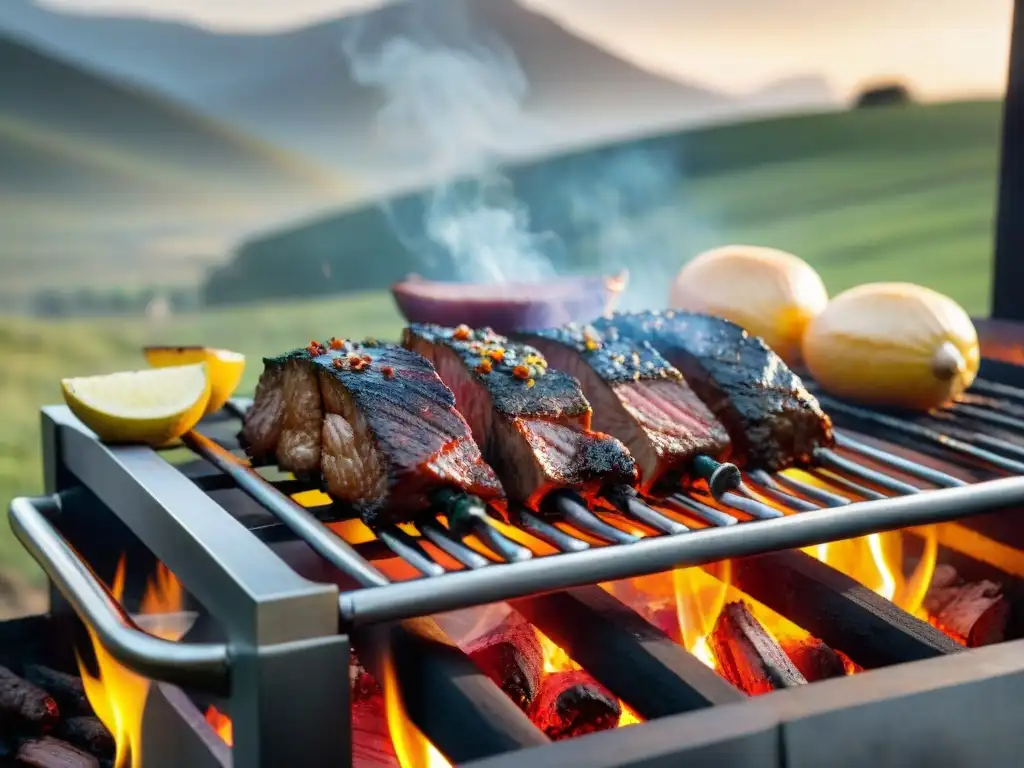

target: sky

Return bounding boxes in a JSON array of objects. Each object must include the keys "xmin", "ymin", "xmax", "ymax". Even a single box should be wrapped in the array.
[{"xmin": 41, "ymin": 0, "xmax": 1014, "ymax": 98}]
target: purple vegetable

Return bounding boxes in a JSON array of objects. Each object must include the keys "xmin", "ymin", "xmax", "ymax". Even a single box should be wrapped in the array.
[{"xmin": 391, "ymin": 271, "xmax": 629, "ymax": 335}]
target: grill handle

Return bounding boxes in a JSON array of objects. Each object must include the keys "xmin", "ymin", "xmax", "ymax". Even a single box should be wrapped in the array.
[{"xmin": 9, "ymin": 495, "xmax": 230, "ymax": 695}]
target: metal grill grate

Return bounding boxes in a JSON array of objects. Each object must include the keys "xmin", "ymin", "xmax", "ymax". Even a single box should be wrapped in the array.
[{"xmin": 175, "ymin": 375, "xmax": 1024, "ymax": 629}]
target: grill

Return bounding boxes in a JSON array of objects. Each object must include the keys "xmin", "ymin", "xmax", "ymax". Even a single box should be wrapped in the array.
[
  {"xmin": 6, "ymin": 341, "xmax": 1024, "ymax": 767},
  {"xmin": 5, "ymin": 3, "xmax": 1024, "ymax": 765}
]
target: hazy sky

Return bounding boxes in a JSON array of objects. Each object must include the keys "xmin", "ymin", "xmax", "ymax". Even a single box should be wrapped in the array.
[{"xmin": 42, "ymin": 0, "xmax": 1014, "ymax": 98}]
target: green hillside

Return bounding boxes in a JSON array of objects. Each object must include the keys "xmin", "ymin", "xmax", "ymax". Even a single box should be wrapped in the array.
[
  {"xmin": 0, "ymin": 34, "xmax": 353, "ymax": 304},
  {"xmin": 0, "ymin": 100, "xmax": 1007, "ymax": 581},
  {"xmin": 210, "ymin": 100, "xmax": 1001, "ymax": 315}
]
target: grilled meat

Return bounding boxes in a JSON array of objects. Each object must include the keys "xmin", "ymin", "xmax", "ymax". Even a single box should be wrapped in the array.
[
  {"xmin": 403, "ymin": 324, "xmax": 637, "ymax": 507},
  {"xmin": 520, "ymin": 325, "xmax": 731, "ymax": 493},
  {"xmin": 241, "ymin": 339, "xmax": 503, "ymax": 525},
  {"xmin": 595, "ymin": 311, "xmax": 833, "ymax": 471}
]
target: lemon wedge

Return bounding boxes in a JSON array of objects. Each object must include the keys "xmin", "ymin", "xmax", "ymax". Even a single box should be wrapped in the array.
[
  {"xmin": 143, "ymin": 346, "xmax": 245, "ymax": 414},
  {"xmin": 62, "ymin": 364, "xmax": 211, "ymax": 445}
]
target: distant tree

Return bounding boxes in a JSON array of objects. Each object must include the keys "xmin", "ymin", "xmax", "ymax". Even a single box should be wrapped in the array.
[{"xmin": 855, "ymin": 83, "xmax": 914, "ymax": 109}]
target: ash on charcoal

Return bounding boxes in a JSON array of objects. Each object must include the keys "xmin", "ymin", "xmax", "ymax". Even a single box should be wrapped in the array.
[{"xmin": 925, "ymin": 565, "xmax": 1009, "ymax": 648}]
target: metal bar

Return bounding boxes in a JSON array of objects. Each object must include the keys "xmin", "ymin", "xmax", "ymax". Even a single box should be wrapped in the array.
[
  {"xmin": 417, "ymin": 519, "xmax": 493, "ymax": 569},
  {"xmin": 808, "ymin": 469, "xmax": 888, "ymax": 501},
  {"xmin": 928, "ymin": 412, "xmax": 1024, "ymax": 461},
  {"xmin": 511, "ymin": 506, "xmax": 591, "ymax": 552},
  {"xmin": 9, "ymin": 495, "xmax": 230, "ymax": 694},
  {"xmin": 834, "ymin": 432, "xmax": 967, "ymax": 488},
  {"xmin": 45, "ymin": 408, "xmax": 340, "ymax": 648},
  {"xmin": 948, "ymin": 402, "xmax": 1024, "ymax": 433},
  {"xmin": 814, "ymin": 395, "xmax": 1024, "ymax": 474},
  {"xmin": 769, "ymin": 471, "xmax": 852, "ymax": 507},
  {"xmin": 604, "ymin": 486, "xmax": 689, "ymax": 534},
  {"xmin": 338, "ymin": 476, "xmax": 1024, "ymax": 626},
  {"xmin": 971, "ymin": 378, "xmax": 1024, "ymax": 404},
  {"xmin": 993, "ymin": 0, "xmax": 1024, "ymax": 320},
  {"xmin": 814, "ymin": 447, "xmax": 922, "ymax": 495},
  {"xmin": 665, "ymin": 494, "xmax": 739, "ymax": 527},
  {"xmin": 354, "ymin": 617, "xmax": 550, "ymax": 763},
  {"xmin": 513, "ymin": 586, "xmax": 744, "ymax": 719},
  {"xmin": 377, "ymin": 527, "xmax": 446, "ymax": 577},
  {"xmin": 545, "ymin": 491, "xmax": 640, "ymax": 544},
  {"xmin": 727, "ymin": 551, "xmax": 962, "ymax": 669},
  {"xmin": 183, "ymin": 430, "xmax": 389, "ymax": 588},
  {"xmin": 741, "ymin": 474, "xmax": 821, "ymax": 512},
  {"xmin": 719, "ymin": 490, "xmax": 784, "ymax": 520}
]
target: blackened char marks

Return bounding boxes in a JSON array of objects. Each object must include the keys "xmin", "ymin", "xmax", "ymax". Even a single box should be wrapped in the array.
[
  {"xmin": 522, "ymin": 326, "xmax": 731, "ymax": 491},
  {"xmin": 406, "ymin": 323, "xmax": 591, "ymax": 422},
  {"xmin": 403, "ymin": 324, "xmax": 637, "ymax": 506},
  {"xmin": 528, "ymin": 324, "xmax": 679, "ymax": 384},
  {"xmin": 314, "ymin": 342, "xmax": 503, "ymax": 525},
  {"xmin": 596, "ymin": 311, "xmax": 833, "ymax": 471}
]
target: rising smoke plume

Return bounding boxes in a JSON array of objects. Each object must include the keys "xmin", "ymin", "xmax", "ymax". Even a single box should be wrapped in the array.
[{"xmin": 339, "ymin": 0, "xmax": 715, "ymax": 307}]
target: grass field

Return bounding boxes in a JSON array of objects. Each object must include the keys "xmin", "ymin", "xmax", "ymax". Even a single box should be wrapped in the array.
[{"xmin": 0, "ymin": 99, "xmax": 1004, "ymax": 581}]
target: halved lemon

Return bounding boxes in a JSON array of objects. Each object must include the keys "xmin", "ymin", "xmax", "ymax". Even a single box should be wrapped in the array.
[
  {"xmin": 143, "ymin": 346, "xmax": 245, "ymax": 414},
  {"xmin": 62, "ymin": 364, "xmax": 211, "ymax": 445}
]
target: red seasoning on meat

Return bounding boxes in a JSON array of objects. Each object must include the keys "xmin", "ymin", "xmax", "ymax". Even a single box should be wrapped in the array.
[
  {"xmin": 520, "ymin": 324, "xmax": 732, "ymax": 493},
  {"xmin": 403, "ymin": 324, "xmax": 637, "ymax": 508}
]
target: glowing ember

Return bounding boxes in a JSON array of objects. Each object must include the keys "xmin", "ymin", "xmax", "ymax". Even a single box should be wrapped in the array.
[
  {"xmin": 381, "ymin": 651, "xmax": 451, "ymax": 768},
  {"xmin": 205, "ymin": 706, "xmax": 233, "ymax": 746},
  {"xmin": 77, "ymin": 557, "xmax": 189, "ymax": 768}
]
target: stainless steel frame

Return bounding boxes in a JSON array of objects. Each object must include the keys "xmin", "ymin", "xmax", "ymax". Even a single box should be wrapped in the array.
[{"xmin": 16, "ymin": 406, "xmax": 350, "ymax": 768}]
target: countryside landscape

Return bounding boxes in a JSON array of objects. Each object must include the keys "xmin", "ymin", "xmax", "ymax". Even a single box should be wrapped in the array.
[{"xmin": 0, "ymin": 0, "xmax": 1011, "ymax": 595}]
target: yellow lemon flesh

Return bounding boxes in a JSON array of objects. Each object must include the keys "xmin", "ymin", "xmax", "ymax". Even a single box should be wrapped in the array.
[
  {"xmin": 802, "ymin": 282, "xmax": 980, "ymax": 411},
  {"xmin": 62, "ymin": 363, "xmax": 212, "ymax": 445},
  {"xmin": 670, "ymin": 245, "xmax": 828, "ymax": 366},
  {"xmin": 143, "ymin": 346, "xmax": 245, "ymax": 414}
]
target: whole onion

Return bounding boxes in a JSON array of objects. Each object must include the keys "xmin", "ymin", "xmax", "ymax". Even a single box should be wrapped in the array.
[
  {"xmin": 670, "ymin": 245, "xmax": 829, "ymax": 365},
  {"xmin": 802, "ymin": 282, "xmax": 980, "ymax": 411}
]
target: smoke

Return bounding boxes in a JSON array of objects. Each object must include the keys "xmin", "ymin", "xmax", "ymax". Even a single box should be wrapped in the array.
[
  {"xmin": 339, "ymin": 0, "xmax": 720, "ymax": 304},
  {"xmin": 339, "ymin": 0, "xmax": 559, "ymax": 283},
  {"xmin": 553, "ymin": 146, "xmax": 723, "ymax": 310}
]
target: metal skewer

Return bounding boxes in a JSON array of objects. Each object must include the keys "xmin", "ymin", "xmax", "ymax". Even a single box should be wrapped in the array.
[{"xmin": 545, "ymin": 491, "xmax": 640, "ymax": 544}]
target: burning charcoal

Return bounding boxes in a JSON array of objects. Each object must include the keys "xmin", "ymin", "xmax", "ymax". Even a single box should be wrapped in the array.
[
  {"xmin": 351, "ymin": 694, "xmax": 397, "ymax": 768},
  {"xmin": 22, "ymin": 667, "xmax": 90, "ymax": 718},
  {"xmin": 349, "ymin": 650, "xmax": 380, "ymax": 702},
  {"xmin": 709, "ymin": 602, "xmax": 807, "ymax": 696},
  {"xmin": 14, "ymin": 737, "xmax": 99, "ymax": 768},
  {"xmin": 465, "ymin": 613, "xmax": 543, "ymax": 712},
  {"xmin": 781, "ymin": 638, "xmax": 848, "ymax": 682},
  {"xmin": 924, "ymin": 565, "xmax": 1009, "ymax": 648},
  {"xmin": 56, "ymin": 718, "xmax": 114, "ymax": 761},
  {"xmin": 528, "ymin": 670, "xmax": 621, "ymax": 740},
  {"xmin": 0, "ymin": 666, "xmax": 59, "ymax": 735}
]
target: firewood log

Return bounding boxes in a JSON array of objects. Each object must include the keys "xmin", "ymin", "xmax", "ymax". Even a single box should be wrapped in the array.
[
  {"xmin": 710, "ymin": 602, "xmax": 807, "ymax": 695},
  {"xmin": 528, "ymin": 670, "xmax": 620, "ymax": 740}
]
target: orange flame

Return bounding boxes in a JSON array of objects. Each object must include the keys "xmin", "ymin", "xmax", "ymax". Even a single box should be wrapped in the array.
[
  {"xmin": 786, "ymin": 470, "xmax": 939, "ymax": 617},
  {"xmin": 205, "ymin": 706, "xmax": 233, "ymax": 747},
  {"xmin": 77, "ymin": 558, "xmax": 188, "ymax": 768},
  {"xmin": 381, "ymin": 651, "xmax": 451, "ymax": 768}
]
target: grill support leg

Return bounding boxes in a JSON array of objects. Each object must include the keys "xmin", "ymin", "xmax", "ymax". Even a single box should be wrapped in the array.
[{"xmin": 232, "ymin": 634, "xmax": 352, "ymax": 768}]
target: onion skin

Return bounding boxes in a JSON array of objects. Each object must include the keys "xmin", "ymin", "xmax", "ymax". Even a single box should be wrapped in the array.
[
  {"xmin": 801, "ymin": 282, "xmax": 980, "ymax": 411},
  {"xmin": 669, "ymin": 245, "xmax": 828, "ymax": 365},
  {"xmin": 391, "ymin": 271, "xmax": 628, "ymax": 335}
]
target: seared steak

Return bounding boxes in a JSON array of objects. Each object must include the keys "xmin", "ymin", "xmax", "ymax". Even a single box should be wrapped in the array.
[
  {"xmin": 403, "ymin": 324, "xmax": 637, "ymax": 507},
  {"xmin": 595, "ymin": 311, "xmax": 833, "ymax": 471},
  {"xmin": 520, "ymin": 325, "xmax": 731, "ymax": 493},
  {"xmin": 241, "ymin": 339, "xmax": 503, "ymax": 525}
]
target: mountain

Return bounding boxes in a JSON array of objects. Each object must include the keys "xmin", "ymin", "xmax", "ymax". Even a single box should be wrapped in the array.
[
  {"xmin": 0, "ymin": 34, "xmax": 351, "ymax": 303},
  {"xmin": 0, "ymin": 0, "xmax": 736, "ymax": 186}
]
